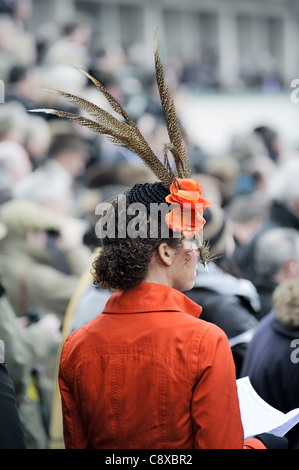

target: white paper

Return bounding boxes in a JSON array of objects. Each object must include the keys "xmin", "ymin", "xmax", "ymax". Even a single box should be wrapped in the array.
[{"xmin": 237, "ymin": 376, "xmax": 299, "ymax": 439}]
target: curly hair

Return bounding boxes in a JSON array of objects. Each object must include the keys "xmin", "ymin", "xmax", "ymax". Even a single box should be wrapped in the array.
[{"xmin": 92, "ymin": 192, "xmax": 182, "ymax": 291}]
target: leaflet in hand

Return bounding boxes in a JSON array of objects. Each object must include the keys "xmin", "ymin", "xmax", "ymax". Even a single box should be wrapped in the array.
[{"xmin": 237, "ymin": 376, "xmax": 299, "ymax": 439}]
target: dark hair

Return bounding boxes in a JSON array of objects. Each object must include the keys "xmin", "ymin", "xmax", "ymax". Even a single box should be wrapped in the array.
[
  {"xmin": 9, "ymin": 64, "xmax": 30, "ymax": 84},
  {"xmin": 48, "ymin": 133, "xmax": 88, "ymax": 159},
  {"xmin": 62, "ymin": 20, "xmax": 84, "ymax": 37},
  {"xmin": 92, "ymin": 191, "xmax": 182, "ymax": 291}
]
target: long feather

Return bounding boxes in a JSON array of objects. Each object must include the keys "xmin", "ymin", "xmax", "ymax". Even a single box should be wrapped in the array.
[
  {"xmin": 30, "ymin": 108, "xmax": 127, "ymax": 137},
  {"xmin": 72, "ymin": 66, "xmax": 135, "ymax": 126},
  {"xmin": 41, "ymin": 88, "xmax": 128, "ymax": 130},
  {"xmin": 29, "ymin": 96, "xmax": 172, "ymax": 189},
  {"xmin": 29, "ymin": 39, "xmax": 190, "ymax": 190},
  {"xmin": 72, "ymin": 66, "xmax": 165, "ymax": 159},
  {"xmin": 154, "ymin": 30, "xmax": 191, "ymax": 179}
]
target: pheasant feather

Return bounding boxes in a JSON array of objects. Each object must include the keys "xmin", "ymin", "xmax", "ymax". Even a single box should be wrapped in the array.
[
  {"xmin": 29, "ymin": 34, "xmax": 190, "ymax": 189},
  {"xmin": 29, "ymin": 85, "xmax": 173, "ymax": 189},
  {"xmin": 154, "ymin": 30, "xmax": 191, "ymax": 179}
]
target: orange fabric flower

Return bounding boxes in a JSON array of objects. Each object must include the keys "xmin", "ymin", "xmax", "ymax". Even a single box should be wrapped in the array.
[{"xmin": 165, "ymin": 178, "xmax": 212, "ymax": 237}]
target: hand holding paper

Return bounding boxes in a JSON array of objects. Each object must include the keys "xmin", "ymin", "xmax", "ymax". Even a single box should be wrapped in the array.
[{"xmin": 237, "ymin": 376, "xmax": 299, "ymax": 439}]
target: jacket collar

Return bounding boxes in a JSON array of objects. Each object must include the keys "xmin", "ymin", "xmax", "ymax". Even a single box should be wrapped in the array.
[{"xmin": 102, "ymin": 282, "xmax": 202, "ymax": 318}]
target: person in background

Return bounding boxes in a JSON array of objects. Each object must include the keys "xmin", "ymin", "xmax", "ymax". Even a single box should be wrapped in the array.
[
  {"xmin": 186, "ymin": 204, "xmax": 259, "ymax": 377},
  {"xmin": 234, "ymin": 159, "xmax": 299, "ymax": 282},
  {"xmin": 0, "ymin": 278, "xmax": 61, "ymax": 449},
  {"xmin": 0, "ymin": 198, "xmax": 91, "ymax": 319},
  {"xmin": 241, "ymin": 278, "xmax": 299, "ymax": 448},
  {"xmin": 0, "ymin": 198, "xmax": 91, "ymax": 447},
  {"xmin": 252, "ymin": 227, "xmax": 299, "ymax": 319},
  {"xmin": 17, "ymin": 132, "xmax": 91, "ymax": 214},
  {"xmin": 227, "ymin": 192, "xmax": 268, "ymax": 256}
]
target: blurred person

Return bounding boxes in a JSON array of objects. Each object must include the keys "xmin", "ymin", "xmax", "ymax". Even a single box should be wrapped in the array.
[
  {"xmin": 253, "ymin": 125, "xmax": 281, "ymax": 163},
  {"xmin": 11, "ymin": 0, "xmax": 36, "ymax": 65},
  {"xmin": 0, "ymin": 218, "xmax": 61, "ymax": 448},
  {"xmin": 42, "ymin": 18, "xmax": 91, "ymax": 69},
  {"xmin": 24, "ymin": 114, "xmax": 52, "ymax": 168},
  {"xmin": 0, "ymin": 279, "xmax": 61, "ymax": 449},
  {"xmin": 18, "ymin": 132, "xmax": 91, "ymax": 214},
  {"xmin": 0, "ymin": 199, "xmax": 91, "ymax": 446},
  {"xmin": 203, "ymin": 153, "xmax": 240, "ymax": 207},
  {"xmin": 0, "ymin": 0, "xmax": 15, "ymax": 15},
  {"xmin": 0, "ymin": 4, "xmax": 36, "ymax": 69},
  {"xmin": 43, "ymin": 132, "xmax": 90, "ymax": 182},
  {"xmin": 39, "ymin": 64, "xmax": 87, "ymax": 109},
  {"xmin": 251, "ymin": 227, "xmax": 299, "ymax": 320},
  {"xmin": 186, "ymin": 204, "xmax": 259, "ymax": 377},
  {"xmin": 89, "ymin": 43, "xmax": 128, "ymax": 90},
  {"xmin": 240, "ymin": 152, "xmax": 276, "ymax": 194},
  {"xmin": 0, "ymin": 140, "xmax": 32, "ymax": 188},
  {"xmin": 0, "ymin": 14, "xmax": 18, "ymax": 82},
  {"xmin": 0, "ymin": 218, "xmax": 26, "ymax": 449},
  {"xmin": 192, "ymin": 173, "xmax": 222, "ymax": 206},
  {"xmin": 266, "ymin": 159, "xmax": 299, "ymax": 226},
  {"xmin": 0, "ymin": 162, "xmax": 11, "ymax": 204},
  {"xmin": 230, "ymin": 128, "xmax": 277, "ymax": 196},
  {"xmin": 241, "ymin": 278, "xmax": 299, "ymax": 448},
  {"xmin": 234, "ymin": 158, "xmax": 299, "ymax": 282},
  {"xmin": 228, "ymin": 192, "xmax": 268, "ymax": 267},
  {"xmin": 13, "ymin": 169, "xmax": 91, "ymax": 274},
  {"xmin": 35, "ymin": 21, "xmax": 59, "ymax": 64},
  {"xmin": 13, "ymin": 167, "xmax": 75, "ymax": 217},
  {"xmin": 12, "ymin": 0, "xmax": 32, "ymax": 26},
  {"xmin": 0, "ymin": 101, "xmax": 28, "ymax": 144},
  {"xmin": 0, "ymin": 198, "xmax": 92, "ymax": 319},
  {"xmin": 228, "ymin": 193, "xmax": 268, "ymax": 246},
  {"xmin": 6, "ymin": 63, "xmax": 43, "ymax": 109}
]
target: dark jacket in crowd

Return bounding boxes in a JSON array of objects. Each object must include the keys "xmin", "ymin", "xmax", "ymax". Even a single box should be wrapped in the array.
[
  {"xmin": 234, "ymin": 201, "xmax": 299, "ymax": 283},
  {"xmin": 241, "ymin": 311, "xmax": 299, "ymax": 449},
  {"xmin": 186, "ymin": 262, "xmax": 259, "ymax": 377},
  {"xmin": 252, "ymin": 276, "xmax": 278, "ymax": 320},
  {"xmin": 0, "ymin": 361, "xmax": 26, "ymax": 449}
]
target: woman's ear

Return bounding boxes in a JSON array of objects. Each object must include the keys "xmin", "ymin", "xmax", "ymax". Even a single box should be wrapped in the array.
[{"xmin": 157, "ymin": 242, "xmax": 173, "ymax": 266}]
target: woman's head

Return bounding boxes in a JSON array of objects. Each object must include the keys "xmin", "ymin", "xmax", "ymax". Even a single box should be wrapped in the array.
[
  {"xmin": 92, "ymin": 187, "xmax": 199, "ymax": 292},
  {"xmin": 33, "ymin": 39, "xmax": 212, "ymax": 288}
]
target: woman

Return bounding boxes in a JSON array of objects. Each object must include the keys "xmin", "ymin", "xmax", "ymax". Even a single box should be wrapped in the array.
[
  {"xmin": 37, "ymin": 34, "xmax": 283, "ymax": 449},
  {"xmin": 58, "ymin": 189, "xmax": 257, "ymax": 449}
]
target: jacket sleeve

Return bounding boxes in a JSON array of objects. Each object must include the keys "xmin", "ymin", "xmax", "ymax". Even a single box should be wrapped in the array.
[
  {"xmin": 0, "ymin": 363, "xmax": 26, "ymax": 449},
  {"xmin": 191, "ymin": 324, "xmax": 266, "ymax": 449},
  {"xmin": 58, "ymin": 335, "xmax": 89, "ymax": 449},
  {"xmin": 243, "ymin": 437, "xmax": 266, "ymax": 449}
]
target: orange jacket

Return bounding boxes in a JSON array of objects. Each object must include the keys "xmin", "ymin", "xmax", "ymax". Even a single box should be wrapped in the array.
[{"xmin": 58, "ymin": 282, "xmax": 265, "ymax": 449}]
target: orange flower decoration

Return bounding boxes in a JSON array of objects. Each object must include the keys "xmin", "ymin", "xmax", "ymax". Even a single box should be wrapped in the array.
[{"xmin": 165, "ymin": 178, "xmax": 212, "ymax": 237}]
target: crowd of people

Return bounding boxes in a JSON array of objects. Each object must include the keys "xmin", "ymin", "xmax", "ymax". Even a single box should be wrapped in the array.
[{"xmin": 0, "ymin": 0, "xmax": 299, "ymax": 450}]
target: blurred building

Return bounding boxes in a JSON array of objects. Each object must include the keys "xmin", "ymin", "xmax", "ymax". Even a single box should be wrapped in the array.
[{"xmin": 29, "ymin": 0, "xmax": 299, "ymax": 90}]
